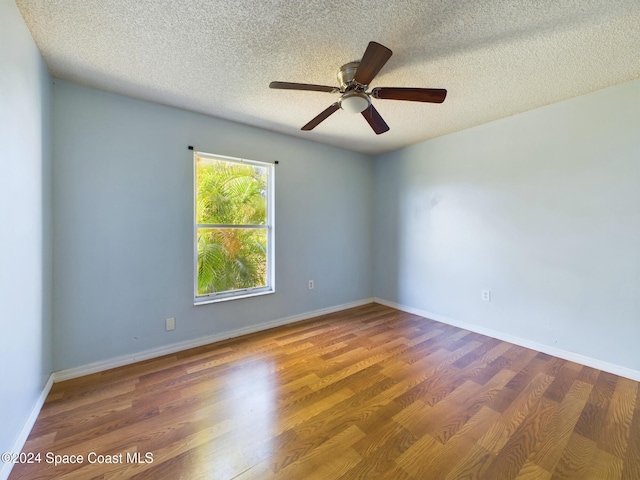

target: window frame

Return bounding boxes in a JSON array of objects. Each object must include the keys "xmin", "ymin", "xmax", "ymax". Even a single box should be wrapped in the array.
[{"xmin": 193, "ymin": 150, "xmax": 275, "ymax": 305}]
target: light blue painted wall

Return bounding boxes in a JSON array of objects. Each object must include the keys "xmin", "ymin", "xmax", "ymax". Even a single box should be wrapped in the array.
[
  {"xmin": 0, "ymin": 0, "xmax": 52, "ymax": 463},
  {"xmin": 51, "ymin": 80, "xmax": 374, "ymax": 370},
  {"xmin": 374, "ymin": 79, "xmax": 640, "ymax": 370}
]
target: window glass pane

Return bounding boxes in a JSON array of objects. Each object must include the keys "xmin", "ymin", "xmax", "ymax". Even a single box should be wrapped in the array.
[
  {"xmin": 197, "ymin": 228, "xmax": 267, "ymax": 296},
  {"xmin": 196, "ymin": 156, "xmax": 267, "ymax": 225}
]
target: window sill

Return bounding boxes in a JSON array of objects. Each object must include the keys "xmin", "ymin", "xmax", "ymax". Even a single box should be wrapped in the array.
[{"xmin": 194, "ymin": 288, "xmax": 275, "ymax": 305}]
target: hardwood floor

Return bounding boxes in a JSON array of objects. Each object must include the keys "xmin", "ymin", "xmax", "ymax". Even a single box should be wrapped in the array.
[{"xmin": 9, "ymin": 303, "xmax": 640, "ymax": 479}]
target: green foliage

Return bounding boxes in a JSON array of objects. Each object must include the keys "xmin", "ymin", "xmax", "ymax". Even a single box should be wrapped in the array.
[{"xmin": 196, "ymin": 158, "xmax": 268, "ymax": 295}]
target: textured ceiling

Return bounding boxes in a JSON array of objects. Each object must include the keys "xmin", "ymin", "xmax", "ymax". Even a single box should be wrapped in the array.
[{"xmin": 16, "ymin": 0, "xmax": 640, "ymax": 155}]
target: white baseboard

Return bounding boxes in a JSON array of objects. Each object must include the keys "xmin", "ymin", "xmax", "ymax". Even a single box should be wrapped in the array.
[
  {"xmin": 53, "ymin": 298, "xmax": 375, "ymax": 382},
  {"xmin": 374, "ymin": 297, "xmax": 640, "ymax": 382},
  {"xmin": 0, "ymin": 374, "xmax": 54, "ymax": 480}
]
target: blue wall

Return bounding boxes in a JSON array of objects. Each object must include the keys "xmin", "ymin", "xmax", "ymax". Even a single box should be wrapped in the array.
[
  {"xmin": 373, "ymin": 79, "xmax": 640, "ymax": 371},
  {"xmin": 0, "ymin": 0, "xmax": 52, "ymax": 468},
  {"xmin": 51, "ymin": 80, "xmax": 374, "ymax": 370}
]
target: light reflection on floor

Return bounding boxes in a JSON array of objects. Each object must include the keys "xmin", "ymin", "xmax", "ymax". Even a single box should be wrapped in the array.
[{"xmin": 191, "ymin": 355, "xmax": 278, "ymax": 477}]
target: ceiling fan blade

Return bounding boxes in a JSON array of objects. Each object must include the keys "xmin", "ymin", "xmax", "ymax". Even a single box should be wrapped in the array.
[
  {"xmin": 371, "ymin": 87, "xmax": 447, "ymax": 103},
  {"xmin": 269, "ymin": 81, "xmax": 338, "ymax": 93},
  {"xmin": 301, "ymin": 103, "xmax": 340, "ymax": 130},
  {"xmin": 353, "ymin": 41, "xmax": 393, "ymax": 86},
  {"xmin": 361, "ymin": 104, "xmax": 390, "ymax": 135}
]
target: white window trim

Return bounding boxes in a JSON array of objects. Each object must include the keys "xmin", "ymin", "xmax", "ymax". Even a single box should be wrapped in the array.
[{"xmin": 193, "ymin": 150, "xmax": 275, "ymax": 305}]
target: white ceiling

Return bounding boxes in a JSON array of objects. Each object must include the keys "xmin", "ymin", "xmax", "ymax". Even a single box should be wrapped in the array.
[{"xmin": 16, "ymin": 0, "xmax": 640, "ymax": 155}]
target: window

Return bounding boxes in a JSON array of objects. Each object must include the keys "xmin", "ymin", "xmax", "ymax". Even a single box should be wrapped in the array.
[{"xmin": 194, "ymin": 151, "xmax": 274, "ymax": 304}]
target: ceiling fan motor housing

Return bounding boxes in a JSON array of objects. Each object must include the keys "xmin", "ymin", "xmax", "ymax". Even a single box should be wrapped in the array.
[{"xmin": 337, "ymin": 61, "xmax": 362, "ymax": 90}]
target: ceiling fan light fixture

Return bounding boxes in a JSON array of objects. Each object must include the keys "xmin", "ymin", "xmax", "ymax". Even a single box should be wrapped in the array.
[{"xmin": 339, "ymin": 92, "xmax": 370, "ymax": 113}]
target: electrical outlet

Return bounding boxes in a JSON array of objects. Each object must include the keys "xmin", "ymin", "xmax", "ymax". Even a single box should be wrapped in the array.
[
  {"xmin": 166, "ymin": 317, "xmax": 176, "ymax": 331},
  {"xmin": 482, "ymin": 289, "xmax": 491, "ymax": 302},
  {"xmin": 308, "ymin": 280, "xmax": 314, "ymax": 290}
]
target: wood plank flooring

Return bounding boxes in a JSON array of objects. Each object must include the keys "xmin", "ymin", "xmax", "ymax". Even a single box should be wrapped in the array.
[{"xmin": 9, "ymin": 303, "xmax": 640, "ymax": 479}]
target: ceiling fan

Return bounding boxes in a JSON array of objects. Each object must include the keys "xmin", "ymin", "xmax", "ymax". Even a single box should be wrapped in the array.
[{"xmin": 269, "ymin": 41, "xmax": 447, "ymax": 135}]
